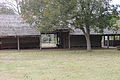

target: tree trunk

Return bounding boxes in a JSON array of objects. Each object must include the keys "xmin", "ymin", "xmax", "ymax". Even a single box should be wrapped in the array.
[
  {"xmin": 80, "ymin": 27, "xmax": 92, "ymax": 51},
  {"xmin": 84, "ymin": 33, "xmax": 92, "ymax": 51}
]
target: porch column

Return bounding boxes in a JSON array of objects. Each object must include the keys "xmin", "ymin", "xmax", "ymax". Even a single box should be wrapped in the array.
[
  {"xmin": 39, "ymin": 35, "xmax": 42, "ymax": 50},
  {"xmin": 107, "ymin": 35, "xmax": 110, "ymax": 48},
  {"xmin": 56, "ymin": 33, "xmax": 60, "ymax": 48},
  {"xmin": 57, "ymin": 33, "xmax": 59, "ymax": 45},
  {"xmin": 17, "ymin": 36, "xmax": 20, "ymax": 50},
  {"xmin": 103, "ymin": 36, "xmax": 106, "ymax": 46},
  {"xmin": 113, "ymin": 35, "xmax": 115, "ymax": 47},
  {"xmin": 68, "ymin": 33, "xmax": 71, "ymax": 49}
]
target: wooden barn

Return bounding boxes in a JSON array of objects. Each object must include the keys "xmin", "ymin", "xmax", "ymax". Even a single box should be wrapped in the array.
[
  {"xmin": 1, "ymin": 15, "xmax": 119, "ymax": 50},
  {"xmin": 55, "ymin": 28, "xmax": 120, "ymax": 49},
  {"xmin": 0, "ymin": 15, "xmax": 41, "ymax": 50}
]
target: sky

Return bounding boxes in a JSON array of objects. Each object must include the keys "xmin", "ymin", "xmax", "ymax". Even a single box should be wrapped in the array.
[{"xmin": 111, "ymin": 0, "xmax": 120, "ymax": 5}]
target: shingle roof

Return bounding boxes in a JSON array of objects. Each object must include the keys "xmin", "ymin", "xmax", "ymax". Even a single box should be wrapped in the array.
[{"xmin": 0, "ymin": 15, "xmax": 40, "ymax": 37}]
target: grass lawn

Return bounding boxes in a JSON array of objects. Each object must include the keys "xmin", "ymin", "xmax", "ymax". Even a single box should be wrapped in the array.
[{"xmin": 0, "ymin": 50, "xmax": 120, "ymax": 80}]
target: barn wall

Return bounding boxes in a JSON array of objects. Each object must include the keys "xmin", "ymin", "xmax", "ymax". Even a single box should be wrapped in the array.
[
  {"xmin": 112, "ymin": 40, "xmax": 120, "ymax": 46},
  {"xmin": 70, "ymin": 35, "xmax": 102, "ymax": 48},
  {"xmin": 104, "ymin": 40, "xmax": 120, "ymax": 47},
  {"xmin": 70, "ymin": 35, "xmax": 86, "ymax": 47},
  {"xmin": 90, "ymin": 35, "xmax": 102, "ymax": 47},
  {"xmin": 0, "ymin": 37, "xmax": 17, "ymax": 49},
  {"xmin": 57, "ymin": 32, "xmax": 69, "ymax": 48},
  {"xmin": 57, "ymin": 33, "xmax": 102, "ymax": 48},
  {"xmin": 20, "ymin": 36, "xmax": 40, "ymax": 49},
  {"xmin": 0, "ymin": 36, "xmax": 40, "ymax": 49}
]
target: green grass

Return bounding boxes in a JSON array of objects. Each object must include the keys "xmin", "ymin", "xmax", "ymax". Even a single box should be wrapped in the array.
[{"xmin": 0, "ymin": 50, "xmax": 120, "ymax": 80}]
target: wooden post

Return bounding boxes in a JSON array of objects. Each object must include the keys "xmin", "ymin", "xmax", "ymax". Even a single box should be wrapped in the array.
[
  {"xmin": 107, "ymin": 35, "xmax": 110, "ymax": 48},
  {"xmin": 57, "ymin": 33, "xmax": 59, "ymax": 45},
  {"xmin": 113, "ymin": 35, "xmax": 115, "ymax": 47},
  {"xmin": 17, "ymin": 36, "xmax": 20, "ymax": 50},
  {"xmin": 103, "ymin": 36, "xmax": 105, "ymax": 46},
  {"xmin": 56, "ymin": 33, "xmax": 60, "ymax": 48},
  {"xmin": 114, "ymin": 35, "xmax": 115, "ymax": 41},
  {"xmin": 68, "ymin": 33, "xmax": 71, "ymax": 49},
  {"xmin": 39, "ymin": 35, "xmax": 42, "ymax": 50},
  {"xmin": 0, "ymin": 38, "xmax": 2, "ymax": 49}
]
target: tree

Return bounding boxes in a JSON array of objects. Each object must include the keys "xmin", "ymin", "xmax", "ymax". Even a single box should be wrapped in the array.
[{"xmin": 20, "ymin": 0, "xmax": 120, "ymax": 51}]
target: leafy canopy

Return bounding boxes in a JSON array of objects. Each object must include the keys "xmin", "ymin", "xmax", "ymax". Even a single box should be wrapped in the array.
[{"xmin": 21, "ymin": 0, "xmax": 120, "ymax": 33}]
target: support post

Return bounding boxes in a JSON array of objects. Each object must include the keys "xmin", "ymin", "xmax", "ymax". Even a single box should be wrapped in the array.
[
  {"xmin": 39, "ymin": 35, "xmax": 42, "ymax": 50},
  {"xmin": 107, "ymin": 35, "xmax": 110, "ymax": 48},
  {"xmin": 56, "ymin": 33, "xmax": 60, "ymax": 48},
  {"xmin": 0, "ymin": 38, "xmax": 2, "ymax": 49},
  {"xmin": 17, "ymin": 36, "xmax": 20, "ymax": 50},
  {"xmin": 68, "ymin": 33, "xmax": 71, "ymax": 49},
  {"xmin": 57, "ymin": 33, "xmax": 59, "ymax": 45},
  {"xmin": 103, "ymin": 36, "xmax": 105, "ymax": 46},
  {"xmin": 113, "ymin": 35, "xmax": 115, "ymax": 47}
]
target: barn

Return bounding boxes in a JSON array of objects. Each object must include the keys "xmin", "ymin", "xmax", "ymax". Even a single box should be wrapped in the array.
[
  {"xmin": 0, "ymin": 15, "xmax": 119, "ymax": 50},
  {"xmin": 0, "ymin": 15, "xmax": 41, "ymax": 50},
  {"xmin": 55, "ymin": 28, "xmax": 120, "ymax": 49}
]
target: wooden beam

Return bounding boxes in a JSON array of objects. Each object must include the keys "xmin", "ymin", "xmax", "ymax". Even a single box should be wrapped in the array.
[
  {"xmin": 107, "ymin": 36, "xmax": 109, "ymax": 48},
  {"xmin": 56, "ymin": 33, "xmax": 60, "ymax": 48},
  {"xmin": 103, "ymin": 36, "xmax": 105, "ymax": 46},
  {"xmin": 114, "ymin": 35, "xmax": 115, "ymax": 41},
  {"xmin": 68, "ymin": 33, "xmax": 71, "ymax": 49},
  {"xmin": 39, "ymin": 35, "xmax": 42, "ymax": 50},
  {"xmin": 113, "ymin": 36, "xmax": 115, "ymax": 47},
  {"xmin": 0, "ymin": 38, "xmax": 1, "ymax": 49},
  {"xmin": 17, "ymin": 37, "xmax": 20, "ymax": 50},
  {"xmin": 57, "ymin": 34, "xmax": 59, "ymax": 45}
]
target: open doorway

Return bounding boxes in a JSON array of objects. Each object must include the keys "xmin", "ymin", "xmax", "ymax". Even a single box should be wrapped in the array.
[
  {"xmin": 102, "ymin": 35, "xmax": 120, "ymax": 48},
  {"xmin": 41, "ymin": 34, "xmax": 57, "ymax": 49}
]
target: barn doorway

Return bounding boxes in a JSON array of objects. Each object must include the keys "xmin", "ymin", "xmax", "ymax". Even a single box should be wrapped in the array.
[
  {"xmin": 41, "ymin": 34, "xmax": 57, "ymax": 49},
  {"xmin": 102, "ymin": 35, "xmax": 120, "ymax": 48}
]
